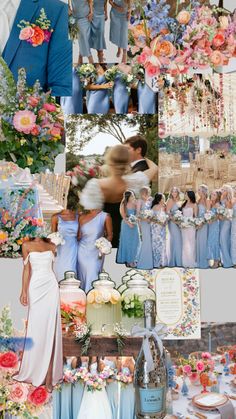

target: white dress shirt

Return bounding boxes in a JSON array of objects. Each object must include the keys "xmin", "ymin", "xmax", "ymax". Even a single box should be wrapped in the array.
[{"xmin": 0, "ymin": 0, "xmax": 21, "ymax": 54}]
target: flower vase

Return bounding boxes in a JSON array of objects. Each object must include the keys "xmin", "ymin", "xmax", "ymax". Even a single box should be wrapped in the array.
[
  {"xmin": 188, "ymin": 372, "xmax": 201, "ymax": 386},
  {"xmin": 181, "ymin": 378, "xmax": 189, "ymax": 397}
]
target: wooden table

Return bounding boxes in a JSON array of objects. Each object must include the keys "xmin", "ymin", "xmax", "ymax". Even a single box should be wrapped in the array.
[{"xmin": 63, "ymin": 334, "xmax": 143, "ymax": 357}]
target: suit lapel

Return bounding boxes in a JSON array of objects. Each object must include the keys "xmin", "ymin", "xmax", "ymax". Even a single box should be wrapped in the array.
[{"xmin": 3, "ymin": 0, "xmax": 40, "ymax": 67}]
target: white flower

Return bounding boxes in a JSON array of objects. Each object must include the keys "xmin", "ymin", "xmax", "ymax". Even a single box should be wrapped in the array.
[
  {"xmin": 47, "ymin": 232, "xmax": 65, "ymax": 246},
  {"xmin": 95, "ymin": 237, "xmax": 112, "ymax": 256}
]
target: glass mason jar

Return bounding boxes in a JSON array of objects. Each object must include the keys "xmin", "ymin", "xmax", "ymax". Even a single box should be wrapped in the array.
[
  {"xmin": 117, "ymin": 269, "xmax": 138, "ymax": 294},
  {"xmin": 121, "ymin": 273, "xmax": 156, "ymax": 335},
  {"xmin": 86, "ymin": 272, "xmax": 121, "ymax": 336},
  {"xmin": 59, "ymin": 271, "xmax": 86, "ymax": 333}
]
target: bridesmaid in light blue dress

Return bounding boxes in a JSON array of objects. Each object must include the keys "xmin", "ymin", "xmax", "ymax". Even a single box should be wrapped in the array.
[
  {"xmin": 53, "ymin": 357, "xmax": 74, "ymax": 419},
  {"xmin": 117, "ymin": 191, "xmax": 141, "ymax": 266},
  {"xmin": 90, "ymin": 0, "xmax": 107, "ymax": 62},
  {"xmin": 77, "ymin": 210, "xmax": 112, "ymax": 292},
  {"xmin": 137, "ymin": 81, "xmax": 156, "ymax": 114},
  {"xmin": 219, "ymin": 185, "xmax": 233, "ymax": 268},
  {"xmin": 136, "ymin": 187, "xmax": 153, "ymax": 270},
  {"xmin": 51, "ymin": 207, "xmax": 79, "ymax": 282},
  {"xmin": 61, "ymin": 67, "xmax": 83, "ymax": 115},
  {"xmin": 71, "ymin": 0, "xmax": 93, "ymax": 63},
  {"xmin": 101, "ymin": 358, "xmax": 118, "ymax": 418},
  {"xmin": 207, "ymin": 190, "xmax": 221, "ymax": 268},
  {"xmin": 196, "ymin": 185, "xmax": 209, "ymax": 269},
  {"xmin": 150, "ymin": 193, "xmax": 168, "ymax": 268},
  {"xmin": 113, "ymin": 72, "xmax": 130, "ymax": 114},
  {"xmin": 86, "ymin": 64, "xmax": 111, "ymax": 113},
  {"xmin": 109, "ymin": 0, "xmax": 131, "ymax": 62},
  {"xmin": 166, "ymin": 187, "xmax": 182, "ymax": 267},
  {"xmin": 119, "ymin": 358, "xmax": 135, "ymax": 419},
  {"xmin": 72, "ymin": 358, "xmax": 88, "ymax": 418},
  {"xmin": 231, "ymin": 195, "xmax": 236, "ymax": 265}
]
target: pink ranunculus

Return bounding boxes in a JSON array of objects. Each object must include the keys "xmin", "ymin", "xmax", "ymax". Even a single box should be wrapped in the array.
[
  {"xmin": 145, "ymin": 63, "xmax": 160, "ymax": 77},
  {"xmin": 50, "ymin": 127, "xmax": 61, "ymax": 137},
  {"xmin": 28, "ymin": 96, "xmax": 40, "ymax": 107},
  {"xmin": 43, "ymin": 103, "xmax": 57, "ymax": 112},
  {"xmin": 19, "ymin": 26, "xmax": 34, "ymax": 40},
  {"xmin": 13, "ymin": 110, "xmax": 37, "ymax": 134},
  {"xmin": 183, "ymin": 364, "xmax": 192, "ymax": 374},
  {"xmin": 176, "ymin": 10, "xmax": 191, "ymax": 25},
  {"xmin": 210, "ymin": 50, "xmax": 224, "ymax": 66},
  {"xmin": 196, "ymin": 361, "xmax": 205, "ymax": 372},
  {"xmin": 31, "ymin": 125, "xmax": 40, "ymax": 136},
  {"xmin": 9, "ymin": 383, "xmax": 29, "ymax": 403}
]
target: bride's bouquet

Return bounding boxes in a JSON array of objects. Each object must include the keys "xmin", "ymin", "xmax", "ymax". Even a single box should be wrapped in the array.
[
  {"xmin": 181, "ymin": 217, "xmax": 196, "ymax": 229},
  {"xmin": 95, "ymin": 237, "xmax": 112, "ymax": 258},
  {"xmin": 76, "ymin": 64, "xmax": 97, "ymax": 86}
]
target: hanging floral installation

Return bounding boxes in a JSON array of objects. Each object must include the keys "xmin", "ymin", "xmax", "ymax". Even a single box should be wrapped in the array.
[
  {"xmin": 0, "ymin": 58, "xmax": 64, "ymax": 173},
  {"xmin": 158, "ymin": 73, "xmax": 236, "ymax": 137},
  {"xmin": 129, "ymin": 0, "xmax": 236, "ymax": 76}
]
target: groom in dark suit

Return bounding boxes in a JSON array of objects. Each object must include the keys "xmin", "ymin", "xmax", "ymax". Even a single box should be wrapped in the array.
[
  {"xmin": 124, "ymin": 135, "xmax": 150, "ymax": 173},
  {"xmin": 1, "ymin": 0, "xmax": 72, "ymax": 97}
]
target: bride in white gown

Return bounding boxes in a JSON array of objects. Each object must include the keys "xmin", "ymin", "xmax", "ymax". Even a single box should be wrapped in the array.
[
  {"xmin": 77, "ymin": 360, "xmax": 112, "ymax": 419},
  {"xmin": 14, "ymin": 238, "xmax": 63, "ymax": 391}
]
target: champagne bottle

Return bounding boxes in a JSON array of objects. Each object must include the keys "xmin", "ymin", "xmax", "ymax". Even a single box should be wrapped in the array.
[{"xmin": 134, "ymin": 300, "xmax": 167, "ymax": 419}]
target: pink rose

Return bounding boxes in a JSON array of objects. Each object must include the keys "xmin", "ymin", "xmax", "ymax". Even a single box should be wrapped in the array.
[
  {"xmin": 201, "ymin": 352, "xmax": 211, "ymax": 359},
  {"xmin": 210, "ymin": 50, "xmax": 224, "ymax": 66},
  {"xmin": 43, "ymin": 103, "xmax": 57, "ymax": 112},
  {"xmin": 176, "ymin": 10, "xmax": 191, "ymax": 25},
  {"xmin": 183, "ymin": 364, "xmax": 192, "ymax": 374},
  {"xmin": 50, "ymin": 127, "xmax": 61, "ymax": 137},
  {"xmin": 196, "ymin": 361, "xmax": 205, "ymax": 372},
  {"xmin": 19, "ymin": 26, "xmax": 34, "ymax": 41},
  {"xmin": 9, "ymin": 383, "xmax": 28, "ymax": 403},
  {"xmin": 28, "ymin": 96, "xmax": 40, "ymax": 107},
  {"xmin": 145, "ymin": 63, "xmax": 160, "ymax": 77}
]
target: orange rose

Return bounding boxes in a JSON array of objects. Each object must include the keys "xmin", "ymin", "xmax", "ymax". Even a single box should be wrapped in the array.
[
  {"xmin": 153, "ymin": 40, "xmax": 175, "ymax": 57},
  {"xmin": 31, "ymin": 26, "xmax": 45, "ymax": 47},
  {"xmin": 176, "ymin": 10, "xmax": 191, "ymax": 25}
]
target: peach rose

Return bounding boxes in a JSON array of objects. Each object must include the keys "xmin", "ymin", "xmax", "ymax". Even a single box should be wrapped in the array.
[
  {"xmin": 153, "ymin": 40, "xmax": 175, "ymax": 57},
  {"xmin": 30, "ymin": 26, "xmax": 45, "ymax": 47},
  {"xmin": 219, "ymin": 15, "xmax": 229, "ymax": 30},
  {"xmin": 210, "ymin": 50, "xmax": 224, "ymax": 66},
  {"xmin": 9, "ymin": 383, "xmax": 28, "ymax": 403},
  {"xmin": 19, "ymin": 26, "xmax": 34, "ymax": 40},
  {"xmin": 176, "ymin": 10, "xmax": 191, "ymax": 25},
  {"xmin": 28, "ymin": 96, "xmax": 40, "ymax": 107}
]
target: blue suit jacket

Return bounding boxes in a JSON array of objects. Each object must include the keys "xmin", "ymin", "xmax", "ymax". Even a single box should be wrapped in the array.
[{"xmin": 2, "ymin": 0, "xmax": 72, "ymax": 96}]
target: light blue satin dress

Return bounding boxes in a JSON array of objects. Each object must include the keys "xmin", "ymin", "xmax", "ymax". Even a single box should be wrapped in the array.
[
  {"xmin": 72, "ymin": 362, "xmax": 87, "ymax": 418},
  {"xmin": 53, "ymin": 359, "xmax": 73, "ymax": 419},
  {"xmin": 137, "ymin": 82, "xmax": 156, "ymax": 114},
  {"xmin": 207, "ymin": 207, "xmax": 220, "ymax": 262},
  {"xmin": 90, "ymin": 0, "xmax": 106, "ymax": 50},
  {"xmin": 110, "ymin": 0, "xmax": 128, "ymax": 49},
  {"xmin": 72, "ymin": 0, "xmax": 91, "ymax": 57},
  {"xmin": 196, "ymin": 204, "xmax": 208, "ymax": 269},
  {"xmin": 117, "ymin": 208, "xmax": 141, "ymax": 265},
  {"xmin": 231, "ymin": 203, "xmax": 236, "ymax": 265},
  {"xmin": 77, "ymin": 211, "xmax": 108, "ymax": 292},
  {"xmin": 151, "ymin": 210, "xmax": 167, "ymax": 268},
  {"xmin": 219, "ymin": 201, "xmax": 232, "ymax": 268},
  {"xmin": 119, "ymin": 367, "xmax": 135, "ymax": 419},
  {"xmin": 86, "ymin": 74, "xmax": 110, "ymax": 113},
  {"xmin": 167, "ymin": 203, "xmax": 182, "ymax": 267},
  {"xmin": 104, "ymin": 359, "xmax": 118, "ymax": 418},
  {"xmin": 61, "ymin": 68, "xmax": 83, "ymax": 115},
  {"xmin": 54, "ymin": 214, "xmax": 79, "ymax": 282},
  {"xmin": 113, "ymin": 74, "xmax": 129, "ymax": 113},
  {"xmin": 137, "ymin": 200, "xmax": 154, "ymax": 270}
]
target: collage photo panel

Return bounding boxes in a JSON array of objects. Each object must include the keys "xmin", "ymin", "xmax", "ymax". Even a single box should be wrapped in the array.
[{"xmin": 1, "ymin": 1, "xmax": 236, "ymax": 419}]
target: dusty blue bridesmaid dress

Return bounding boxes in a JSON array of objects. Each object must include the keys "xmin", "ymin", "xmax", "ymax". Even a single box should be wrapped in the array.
[
  {"xmin": 54, "ymin": 214, "xmax": 79, "ymax": 282},
  {"xmin": 113, "ymin": 74, "xmax": 129, "ymax": 113},
  {"xmin": 53, "ymin": 359, "xmax": 73, "ymax": 419},
  {"xmin": 117, "ymin": 208, "xmax": 141, "ymax": 265},
  {"xmin": 219, "ymin": 201, "xmax": 232, "ymax": 268},
  {"xmin": 61, "ymin": 68, "xmax": 83, "ymax": 115},
  {"xmin": 151, "ymin": 210, "xmax": 167, "ymax": 268},
  {"xmin": 72, "ymin": 0, "xmax": 91, "ymax": 57},
  {"xmin": 231, "ymin": 203, "xmax": 236, "ymax": 265},
  {"xmin": 119, "ymin": 367, "xmax": 135, "ymax": 419},
  {"xmin": 110, "ymin": 0, "xmax": 128, "ymax": 49},
  {"xmin": 104, "ymin": 359, "xmax": 118, "ymax": 418},
  {"xmin": 90, "ymin": 0, "xmax": 106, "ymax": 51},
  {"xmin": 137, "ymin": 200, "xmax": 154, "ymax": 270},
  {"xmin": 72, "ymin": 361, "xmax": 87, "ymax": 418},
  {"xmin": 86, "ymin": 74, "xmax": 110, "ymax": 113},
  {"xmin": 207, "ymin": 207, "xmax": 220, "ymax": 263},
  {"xmin": 77, "ymin": 211, "xmax": 108, "ymax": 292},
  {"xmin": 137, "ymin": 81, "xmax": 156, "ymax": 114},
  {"xmin": 196, "ymin": 204, "xmax": 208, "ymax": 269},
  {"xmin": 167, "ymin": 203, "xmax": 182, "ymax": 267}
]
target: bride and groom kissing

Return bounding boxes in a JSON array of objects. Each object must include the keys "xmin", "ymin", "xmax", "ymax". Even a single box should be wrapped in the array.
[{"xmin": 80, "ymin": 135, "xmax": 158, "ymax": 247}]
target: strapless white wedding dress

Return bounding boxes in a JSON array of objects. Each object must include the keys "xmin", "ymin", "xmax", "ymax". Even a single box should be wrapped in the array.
[
  {"xmin": 77, "ymin": 362, "xmax": 112, "ymax": 419},
  {"xmin": 14, "ymin": 251, "xmax": 63, "ymax": 387},
  {"xmin": 80, "ymin": 172, "xmax": 149, "ymax": 210}
]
